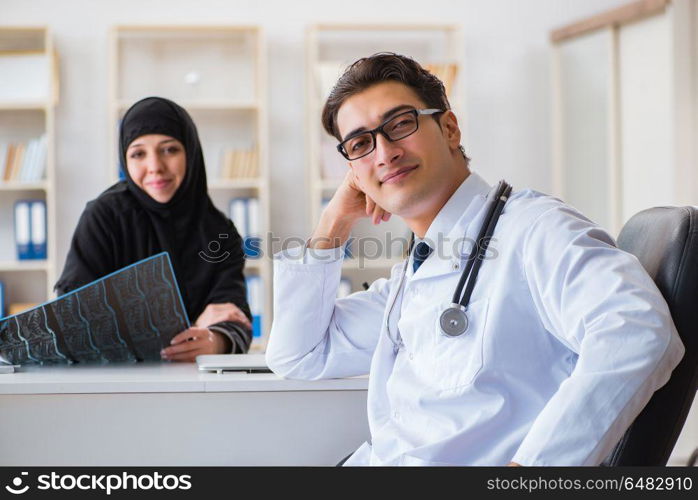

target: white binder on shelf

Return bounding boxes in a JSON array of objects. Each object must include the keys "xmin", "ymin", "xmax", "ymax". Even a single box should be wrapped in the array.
[
  {"xmin": 30, "ymin": 200, "xmax": 47, "ymax": 259},
  {"xmin": 14, "ymin": 201, "xmax": 32, "ymax": 260},
  {"xmin": 229, "ymin": 197, "xmax": 261, "ymax": 258},
  {"xmin": 229, "ymin": 198, "xmax": 249, "ymax": 239}
]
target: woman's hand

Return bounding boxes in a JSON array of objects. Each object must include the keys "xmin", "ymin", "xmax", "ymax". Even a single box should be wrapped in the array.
[
  {"xmin": 161, "ymin": 327, "xmax": 229, "ymax": 362},
  {"xmin": 195, "ymin": 302, "xmax": 251, "ymax": 330}
]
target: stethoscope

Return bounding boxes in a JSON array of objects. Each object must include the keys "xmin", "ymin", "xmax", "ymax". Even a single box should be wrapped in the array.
[{"xmin": 386, "ymin": 180, "xmax": 512, "ymax": 350}]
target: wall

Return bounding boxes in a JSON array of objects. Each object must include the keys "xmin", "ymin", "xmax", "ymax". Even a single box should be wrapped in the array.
[{"xmin": 1, "ymin": 0, "xmax": 629, "ymax": 273}]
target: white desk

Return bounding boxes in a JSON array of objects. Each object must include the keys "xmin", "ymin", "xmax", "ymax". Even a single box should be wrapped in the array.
[{"xmin": 0, "ymin": 363, "xmax": 369, "ymax": 466}]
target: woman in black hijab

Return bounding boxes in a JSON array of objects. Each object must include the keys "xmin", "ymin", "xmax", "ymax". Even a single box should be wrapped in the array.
[{"xmin": 56, "ymin": 97, "xmax": 252, "ymax": 360}]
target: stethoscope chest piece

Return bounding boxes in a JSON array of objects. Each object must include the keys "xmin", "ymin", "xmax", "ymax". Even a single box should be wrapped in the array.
[{"xmin": 439, "ymin": 304, "xmax": 468, "ymax": 337}]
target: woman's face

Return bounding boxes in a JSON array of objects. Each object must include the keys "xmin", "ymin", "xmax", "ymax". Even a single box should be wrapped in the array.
[{"xmin": 126, "ymin": 134, "xmax": 186, "ymax": 203}]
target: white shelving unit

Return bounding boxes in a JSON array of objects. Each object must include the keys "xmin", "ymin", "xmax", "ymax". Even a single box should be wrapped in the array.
[
  {"xmin": 551, "ymin": 0, "xmax": 698, "ymax": 466},
  {"xmin": 306, "ymin": 24, "xmax": 463, "ymax": 292},
  {"xmin": 108, "ymin": 25, "xmax": 271, "ymax": 349},
  {"xmin": 0, "ymin": 26, "xmax": 58, "ymax": 314}
]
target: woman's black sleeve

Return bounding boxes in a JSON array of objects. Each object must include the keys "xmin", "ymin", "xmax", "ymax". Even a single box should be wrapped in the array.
[{"xmin": 208, "ymin": 322, "xmax": 252, "ymax": 353}]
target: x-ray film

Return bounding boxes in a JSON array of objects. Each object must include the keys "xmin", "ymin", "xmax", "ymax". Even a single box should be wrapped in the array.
[{"xmin": 0, "ymin": 252, "xmax": 190, "ymax": 364}]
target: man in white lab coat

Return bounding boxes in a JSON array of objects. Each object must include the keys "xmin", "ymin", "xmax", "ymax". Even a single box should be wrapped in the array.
[{"xmin": 265, "ymin": 53, "xmax": 685, "ymax": 466}]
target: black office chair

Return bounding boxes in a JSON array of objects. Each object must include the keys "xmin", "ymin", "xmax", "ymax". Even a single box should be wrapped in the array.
[{"xmin": 602, "ymin": 206, "xmax": 698, "ymax": 465}]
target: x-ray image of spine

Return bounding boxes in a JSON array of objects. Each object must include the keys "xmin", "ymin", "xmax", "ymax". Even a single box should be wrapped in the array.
[
  {"xmin": 109, "ymin": 266, "xmax": 162, "ymax": 361},
  {"xmin": 49, "ymin": 294, "xmax": 104, "ymax": 363},
  {"xmin": 75, "ymin": 281, "xmax": 134, "ymax": 363},
  {"xmin": 0, "ymin": 253, "xmax": 189, "ymax": 365},
  {"xmin": 137, "ymin": 255, "xmax": 187, "ymax": 336},
  {"xmin": 16, "ymin": 307, "xmax": 69, "ymax": 363}
]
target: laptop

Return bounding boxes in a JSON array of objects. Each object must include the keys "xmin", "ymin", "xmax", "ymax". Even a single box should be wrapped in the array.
[{"xmin": 196, "ymin": 354, "xmax": 272, "ymax": 373}]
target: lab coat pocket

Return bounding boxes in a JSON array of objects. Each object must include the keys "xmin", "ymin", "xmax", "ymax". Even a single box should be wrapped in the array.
[{"xmin": 431, "ymin": 298, "xmax": 489, "ymax": 392}]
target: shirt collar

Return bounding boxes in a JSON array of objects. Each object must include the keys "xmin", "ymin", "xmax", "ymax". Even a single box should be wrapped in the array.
[
  {"xmin": 423, "ymin": 170, "xmax": 492, "ymax": 247},
  {"xmin": 406, "ymin": 171, "xmax": 493, "ymax": 280}
]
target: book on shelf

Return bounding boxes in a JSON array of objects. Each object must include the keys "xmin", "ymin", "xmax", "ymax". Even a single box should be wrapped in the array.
[
  {"xmin": 246, "ymin": 275, "xmax": 263, "ymax": 339},
  {"xmin": 14, "ymin": 199, "xmax": 47, "ymax": 260},
  {"xmin": 229, "ymin": 197, "xmax": 261, "ymax": 259},
  {"xmin": 220, "ymin": 147, "xmax": 258, "ymax": 180},
  {"xmin": 424, "ymin": 63, "xmax": 458, "ymax": 97},
  {"xmin": 8, "ymin": 303, "xmax": 38, "ymax": 317},
  {"xmin": 0, "ymin": 135, "xmax": 47, "ymax": 183}
]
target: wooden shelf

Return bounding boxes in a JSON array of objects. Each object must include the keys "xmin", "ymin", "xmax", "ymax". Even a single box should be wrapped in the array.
[
  {"xmin": 243, "ymin": 259, "xmax": 263, "ymax": 271},
  {"xmin": 208, "ymin": 179, "xmax": 261, "ymax": 190},
  {"xmin": 0, "ymin": 181, "xmax": 48, "ymax": 191},
  {"xmin": 316, "ymin": 179, "xmax": 343, "ymax": 191},
  {"xmin": 341, "ymin": 258, "xmax": 402, "ymax": 270},
  {"xmin": 312, "ymin": 23, "xmax": 459, "ymax": 32},
  {"xmin": 115, "ymin": 25, "xmax": 260, "ymax": 35},
  {"xmin": 0, "ymin": 260, "xmax": 50, "ymax": 272},
  {"xmin": 0, "ymin": 101, "xmax": 48, "ymax": 111},
  {"xmin": 116, "ymin": 100, "xmax": 258, "ymax": 111}
]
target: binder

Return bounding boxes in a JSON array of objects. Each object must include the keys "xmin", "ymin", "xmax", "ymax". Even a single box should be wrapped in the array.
[
  {"xmin": 246, "ymin": 276, "xmax": 263, "ymax": 338},
  {"xmin": 338, "ymin": 278, "xmax": 352, "ymax": 298},
  {"xmin": 0, "ymin": 281, "xmax": 5, "ymax": 319},
  {"xmin": 14, "ymin": 199, "xmax": 47, "ymax": 260},
  {"xmin": 30, "ymin": 200, "xmax": 47, "ymax": 259},
  {"xmin": 229, "ymin": 197, "xmax": 261, "ymax": 259},
  {"xmin": 246, "ymin": 198, "xmax": 261, "ymax": 258},
  {"xmin": 14, "ymin": 201, "xmax": 32, "ymax": 260}
]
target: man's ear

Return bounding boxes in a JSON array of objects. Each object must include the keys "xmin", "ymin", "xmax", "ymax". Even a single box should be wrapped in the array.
[{"xmin": 441, "ymin": 110, "xmax": 462, "ymax": 151}]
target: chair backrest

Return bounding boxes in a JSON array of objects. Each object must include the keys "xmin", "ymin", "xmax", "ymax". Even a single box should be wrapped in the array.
[{"xmin": 602, "ymin": 206, "xmax": 698, "ymax": 465}]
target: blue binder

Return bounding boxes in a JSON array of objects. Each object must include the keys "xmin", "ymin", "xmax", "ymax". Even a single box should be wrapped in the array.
[
  {"xmin": 246, "ymin": 276, "xmax": 263, "ymax": 338},
  {"xmin": 13, "ymin": 200, "xmax": 32, "ymax": 260},
  {"xmin": 229, "ymin": 197, "xmax": 262, "ymax": 259},
  {"xmin": 14, "ymin": 200, "xmax": 47, "ymax": 260},
  {"xmin": 30, "ymin": 200, "xmax": 47, "ymax": 259},
  {"xmin": 0, "ymin": 281, "xmax": 5, "ymax": 319}
]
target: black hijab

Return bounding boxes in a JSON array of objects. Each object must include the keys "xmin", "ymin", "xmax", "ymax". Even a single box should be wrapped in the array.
[{"xmin": 56, "ymin": 97, "xmax": 251, "ymax": 328}]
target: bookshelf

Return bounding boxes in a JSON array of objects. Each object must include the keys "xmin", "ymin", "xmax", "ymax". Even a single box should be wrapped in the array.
[
  {"xmin": 108, "ymin": 25, "xmax": 271, "ymax": 350},
  {"xmin": 305, "ymin": 24, "xmax": 463, "ymax": 292},
  {"xmin": 0, "ymin": 26, "xmax": 58, "ymax": 316}
]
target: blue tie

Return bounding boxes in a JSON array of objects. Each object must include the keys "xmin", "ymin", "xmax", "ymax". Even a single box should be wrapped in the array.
[{"xmin": 412, "ymin": 241, "xmax": 433, "ymax": 273}]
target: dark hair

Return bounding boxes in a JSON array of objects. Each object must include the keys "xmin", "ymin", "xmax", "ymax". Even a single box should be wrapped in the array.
[{"xmin": 321, "ymin": 52, "xmax": 451, "ymax": 141}]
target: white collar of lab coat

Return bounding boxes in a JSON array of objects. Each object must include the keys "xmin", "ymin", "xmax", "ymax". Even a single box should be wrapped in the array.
[{"xmin": 410, "ymin": 170, "xmax": 493, "ymax": 281}]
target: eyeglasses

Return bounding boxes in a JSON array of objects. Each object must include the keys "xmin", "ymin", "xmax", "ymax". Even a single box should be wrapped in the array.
[{"xmin": 337, "ymin": 108, "xmax": 444, "ymax": 161}]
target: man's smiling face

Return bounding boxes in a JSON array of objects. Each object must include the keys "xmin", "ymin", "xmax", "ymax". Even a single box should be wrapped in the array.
[{"xmin": 336, "ymin": 80, "xmax": 463, "ymax": 220}]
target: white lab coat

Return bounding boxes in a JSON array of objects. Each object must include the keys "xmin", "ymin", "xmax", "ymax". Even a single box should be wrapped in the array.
[{"xmin": 266, "ymin": 171, "xmax": 685, "ymax": 466}]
